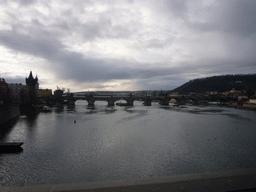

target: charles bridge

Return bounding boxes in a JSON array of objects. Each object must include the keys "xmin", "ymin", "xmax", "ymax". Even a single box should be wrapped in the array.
[{"xmin": 62, "ymin": 93, "xmax": 230, "ymax": 107}]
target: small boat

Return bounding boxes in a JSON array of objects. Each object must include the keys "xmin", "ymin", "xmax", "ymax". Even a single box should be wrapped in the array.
[
  {"xmin": 208, "ymin": 102, "xmax": 221, "ymax": 105},
  {"xmin": 0, "ymin": 142, "xmax": 23, "ymax": 153},
  {"xmin": 116, "ymin": 102, "xmax": 129, "ymax": 106}
]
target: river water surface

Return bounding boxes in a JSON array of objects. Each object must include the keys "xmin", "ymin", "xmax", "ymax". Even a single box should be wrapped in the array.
[{"xmin": 1, "ymin": 101, "xmax": 256, "ymax": 186}]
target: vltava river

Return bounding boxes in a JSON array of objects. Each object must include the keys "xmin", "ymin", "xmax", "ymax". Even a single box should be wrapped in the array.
[{"xmin": 1, "ymin": 101, "xmax": 256, "ymax": 186}]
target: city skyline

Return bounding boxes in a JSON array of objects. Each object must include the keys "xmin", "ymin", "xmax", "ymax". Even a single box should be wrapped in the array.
[{"xmin": 0, "ymin": 0, "xmax": 256, "ymax": 92}]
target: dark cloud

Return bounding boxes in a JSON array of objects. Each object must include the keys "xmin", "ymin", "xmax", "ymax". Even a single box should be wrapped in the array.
[
  {"xmin": 1, "ymin": 27, "xmax": 254, "ymax": 90},
  {"xmin": 189, "ymin": 0, "xmax": 256, "ymax": 37},
  {"xmin": 156, "ymin": 0, "xmax": 256, "ymax": 38},
  {"xmin": 3, "ymin": 75, "xmax": 25, "ymax": 84},
  {"xmin": 0, "ymin": 30, "xmax": 181, "ymax": 85},
  {"xmin": 165, "ymin": 0, "xmax": 188, "ymax": 19},
  {"xmin": 79, "ymin": 18, "xmax": 132, "ymax": 41},
  {"xmin": 0, "ymin": 0, "xmax": 255, "ymax": 91},
  {"xmin": 213, "ymin": 0, "xmax": 256, "ymax": 37},
  {"xmin": 19, "ymin": 0, "xmax": 36, "ymax": 6},
  {"xmin": 0, "ymin": 30, "xmax": 63, "ymax": 59}
]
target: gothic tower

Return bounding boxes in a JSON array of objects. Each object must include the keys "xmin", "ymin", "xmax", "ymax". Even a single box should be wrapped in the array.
[
  {"xmin": 25, "ymin": 71, "xmax": 39, "ymax": 105},
  {"xmin": 26, "ymin": 71, "xmax": 39, "ymax": 89}
]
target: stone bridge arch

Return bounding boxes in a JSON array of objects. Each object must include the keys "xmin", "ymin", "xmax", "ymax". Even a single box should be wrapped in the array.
[
  {"xmin": 65, "ymin": 94, "xmax": 176, "ymax": 107},
  {"xmin": 74, "ymin": 99, "xmax": 88, "ymax": 106}
]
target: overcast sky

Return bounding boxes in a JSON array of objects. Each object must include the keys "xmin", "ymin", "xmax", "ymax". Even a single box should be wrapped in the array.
[{"xmin": 0, "ymin": 0, "xmax": 255, "ymax": 92}]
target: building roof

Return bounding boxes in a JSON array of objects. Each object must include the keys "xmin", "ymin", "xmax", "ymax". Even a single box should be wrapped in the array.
[{"xmin": 250, "ymin": 95, "xmax": 256, "ymax": 99}]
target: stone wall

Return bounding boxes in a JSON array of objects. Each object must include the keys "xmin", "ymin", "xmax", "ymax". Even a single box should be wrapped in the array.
[{"xmin": 0, "ymin": 105, "xmax": 20, "ymax": 125}]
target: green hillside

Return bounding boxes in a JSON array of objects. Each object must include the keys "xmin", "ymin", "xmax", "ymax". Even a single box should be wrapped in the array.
[{"xmin": 173, "ymin": 74, "xmax": 256, "ymax": 93}]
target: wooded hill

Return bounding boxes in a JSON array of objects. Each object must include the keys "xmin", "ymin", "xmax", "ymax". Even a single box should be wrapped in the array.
[{"xmin": 173, "ymin": 74, "xmax": 256, "ymax": 93}]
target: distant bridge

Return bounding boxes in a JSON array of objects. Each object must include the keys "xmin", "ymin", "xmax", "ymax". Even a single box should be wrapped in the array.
[
  {"xmin": 66, "ymin": 94, "xmax": 166, "ymax": 107},
  {"xmin": 63, "ymin": 93, "xmax": 228, "ymax": 107}
]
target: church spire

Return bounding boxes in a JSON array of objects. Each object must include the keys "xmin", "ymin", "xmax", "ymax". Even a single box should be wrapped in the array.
[{"xmin": 28, "ymin": 71, "xmax": 34, "ymax": 79}]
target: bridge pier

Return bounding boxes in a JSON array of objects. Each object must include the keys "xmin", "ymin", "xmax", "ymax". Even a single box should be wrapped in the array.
[
  {"xmin": 125, "ymin": 99, "xmax": 134, "ymax": 106},
  {"xmin": 143, "ymin": 101, "xmax": 151, "ymax": 106},
  {"xmin": 158, "ymin": 95, "xmax": 171, "ymax": 106},
  {"xmin": 143, "ymin": 96, "xmax": 152, "ymax": 106},
  {"xmin": 124, "ymin": 93, "xmax": 134, "ymax": 106},
  {"xmin": 86, "ymin": 94, "xmax": 95, "ymax": 108},
  {"xmin": 159, "ymin": 99, "xmax": 169, "ymax": 106},
  {"xmin": 67, "ymin": 100, "xmax": 75, "ymax": 105},
  {"xmin": 107, "ymin": 100, "xmax": 115, "ymax": 107},
  {"xmin": 87, "ymin": 99, "xmax": 95, "ymax": 108},
  {"xmin": 106, "ymin": 96, "xmax": 115, "ymax": 107}
]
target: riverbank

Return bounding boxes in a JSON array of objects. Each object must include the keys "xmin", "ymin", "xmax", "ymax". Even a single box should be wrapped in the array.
[
  {"xmin": 0, "ymin": 105, "xmax": 20, "ymax": 126},
  {"xmin": 212, "ymin": 102, "xmax": 256, "ymax": 111},
  {"xmin": 241, "ymin": 103, "xmax": 256, "ymax": 111},
  {"xmin": 1, "ymin": 168, "xmax": 255, "ymax": 192}
]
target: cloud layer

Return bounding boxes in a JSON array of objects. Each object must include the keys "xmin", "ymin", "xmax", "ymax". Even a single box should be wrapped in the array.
[{"xmin": 0, "ymin": 0, "xmax": 255, "ymax": 91}]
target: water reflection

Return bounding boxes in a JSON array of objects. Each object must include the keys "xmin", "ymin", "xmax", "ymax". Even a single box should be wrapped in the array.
[
  {"xmin": 0, "ymin": 117, "xmax": 19, "ymax": 142},
  {"xmin": 121, "ymin": 109, "xmax": 149, "ymax": 121},
  {"xmin": 54, "ymin": 105, "xmax": 65, "ymax": 113},
  {"xmin": 67, "ymin": 105, "xmax": 75, "ymax": 111},
  {"xmin": 23, "ymin": 109, "xmax": 39, "ymax": 128},
  {"xmin": 1, "ymin": 105, "xmax": 256, "ymax": 186},
  {"xmin": 104, "ymin": 107, "xmax": 117, "ymax": 114}
]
